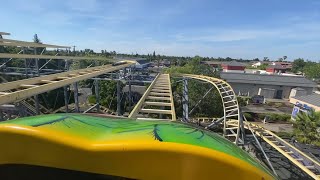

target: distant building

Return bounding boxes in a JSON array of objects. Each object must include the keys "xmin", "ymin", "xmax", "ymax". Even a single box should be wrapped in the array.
[
  {"xmin": 221, "ymin": 72, "xmax": 316, "ymax": 99},
  {"xmin": 221, "ymin": 61, "xmax": 246, "ymax": 73},
  {"xmin": 134, "ymin": 59, "xmax": 151, "ymax": 69},
  {"xmin": 266, "ymin": 64, "xmax": 287, "ymax": 74},
  {"xmin": 290, "ymin": 94, "xmax": 320, "ymax": 112},
  {"xmin": 251, "ymin": 61, "xmax": 262, "ymax": 68},
  {"xmin": 275, "ymin": 61, "xmax": 292, "ymax": 69}
]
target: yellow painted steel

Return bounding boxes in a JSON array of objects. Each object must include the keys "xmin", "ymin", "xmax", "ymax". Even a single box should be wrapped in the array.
[
  {"xmin": 0, "ymin": 38, "xmax": 70, "ymax": 48},
  {"xmin": 248, "ymin": 123, "xmax": 320, "ymax": 180},
  {"xmin": 0, "ymin": 53, "xmax": 114, "ymax": 61},
  {"xmin": 174, "ymin": 73, "xmax": 242, "ymax": 144},
  {"xmin": 129, "ymin": 74, "xmax": 176, "ymax": 120},
  {"xmin": 0, "ymin": 124, "xmax": 274, "ymax": 180}
]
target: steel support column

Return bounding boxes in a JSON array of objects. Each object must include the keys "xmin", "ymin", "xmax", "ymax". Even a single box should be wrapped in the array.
[
  {"xmin": 63, "ymin": 86, "xmax": 69, "ymax": 113},
  {"xmin": 182, "ymin": 78, "xmax": 189, "ymax": 122},
  {"xmin": 95, "ymin": 79, "xmax": 100, "ymax": 113},
  {"xmin": 34, "ymin": 95, "xmax": 40, "ymax": 115},
  {"xmin": 34, "ymin": 48, "xmax": 40, "ymax": 77},
  {"xmin": 73, "ymin": 82, "xmax": 79, "ymax": 113},
  {"xmin": 117, "ymin": 79, "xmax": 121, "ymax": 116},
  {"xmin": 0, "ymin": 110, "xmax": 3, "ymax": 121},
  {"xmin": 128, "ymin": 72, "xmax": 132, "ymax": 108}
]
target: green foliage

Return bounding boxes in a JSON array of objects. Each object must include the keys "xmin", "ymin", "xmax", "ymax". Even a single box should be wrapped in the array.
[
  {"xmin": 258, "ymin": 113, "xmax": 291, "ymax": 122},
  {"xmin": 98, "ymin": 81, "xmax": 125, "ymax": 112},
  {"xmin": 276, "ymin": 131, "xmax": 293, "ymax": 139},
  {"xmin": 292, "ymin": 58, "xmax": 306, "ymax": 73},
  {"xmin": 244, "ymin": 113, "xmax": 254, "ymax": 121},
  {"xmin": 165, "ymin": 56, "xmax": 218, "ymax": 77},
  {"xmin": 88, "ymin": 95, "xmax": 96, "ymax": 104},
  {"xmin": 304, "ymin": 62, "xmax": 320, "ymax": 79},
  {"xmin": 237, "ymin": 96, "xmax": 249, "ymax": 107},
  {"xmin": 267, "ymin": 113, "xmax": 291, "ymax": 122},
  {"xmin": 258, "ymin": 63, "xmax": 268, "ymax": 70},
  {"xmin": 274, "ymin": 102, "xmax": 284, "ymax": 108},
  {"xmin": 293, "ymin": 110, "xmax": 320, "ymax": 146}
]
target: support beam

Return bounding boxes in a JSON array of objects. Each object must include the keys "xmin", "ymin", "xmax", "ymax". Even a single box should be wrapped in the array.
[
  {"xmin": 117, "ymin": 79, "xmax": 121, "ymax": 116},
  {"xmin": 73, "ymin": 83, "xmax": 79, "ymax": 113},
  {"xmin": 63, "ymin": 86, "xmax": 69, "ymax": 113},
  {"xmin": 34, "ymin": 95, "xmax": 40, "ymax": 115},
  {"xmin": 95, "ymin": 79, "xmax": 100, "ymax": 113},
  {"xmin": 0, "ymin": 53, "xmax": 116, "ymax": 61},
  {"xmin": 182, "ymin": 78, "xmax": 189, "ymax": 122}
]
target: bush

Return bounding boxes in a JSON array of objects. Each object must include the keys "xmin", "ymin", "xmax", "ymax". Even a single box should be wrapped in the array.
[
  {"xmin": 237, "ymin": 97, "xmax": 248, "ymax": 107},
  {"xmin": 88, "ymin": 95, "xmax": 96, "ymax": 104},
  {"xmin": 243, "ymin": 113, "xmax": 254, "ymax": 121},
  {"xmin": 274, "ymin": 102, "xmax": 284, "ymax": 108},
  {"xmin": 267, "ymin": 113, "xmax": 291, "ymax": 122},
  {"xmin": 258, "ymin": 113, "xmax": 266, "ymax": 120}
]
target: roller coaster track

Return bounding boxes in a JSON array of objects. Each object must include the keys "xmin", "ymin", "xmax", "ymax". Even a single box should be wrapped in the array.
[
  {"xmin": 0, "ymin": 62, "xmax": 133, "ymax": 105},
  {"xmin": 192, "ymin": 118, "xmax": 320, "ymax": 179},
  {"xmin": 129, "ymin": 74, "xmax": 176, "ymax": 120},
  {"xmin": 247, "ymin": 122, "xmax": 320, "ymax": 179},
  {"xmin": 177, "ymin": 74, "xmax": 244, "ymax": 145}
]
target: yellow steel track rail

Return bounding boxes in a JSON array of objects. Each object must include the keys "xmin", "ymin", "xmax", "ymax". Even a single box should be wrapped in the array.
[
  {"xmin": 0, "ymin": 53, "xmax": 114, "ymax": 61},
  {"xmin": 0, "ymin": 38, "xmax": 70, "ymax": 48},
  {"xmin": 0, "ymin": 62, "xmax": 133, "ymax": 105},
  {"xmin": 129, "ymin": 74, "xmax": 176, "ymax": 120},
  {"xmin": 174, "ymin": 74, "xmax": 242, "ymax": 144},
  {"xmin": 247, "ymin": 123, "xmax": 320, "ymax": 179}
]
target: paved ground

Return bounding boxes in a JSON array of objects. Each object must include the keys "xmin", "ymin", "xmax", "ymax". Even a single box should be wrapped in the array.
[
  {"xmin": 254, "ymin": 122, "xmax": 294, "ymax": 133},
  {"xmin": 242, "ymin": 104, "xmax": 292, "ymax": 114}
]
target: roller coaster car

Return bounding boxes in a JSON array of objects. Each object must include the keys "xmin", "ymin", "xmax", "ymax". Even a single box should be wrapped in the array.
[
  {"xmin": 112, "ymin": 61, "xmax": 127, "ymax": 66},
  {"xmin": 0, "ymin": 114, "xmax": 276, "ymax": 180}
]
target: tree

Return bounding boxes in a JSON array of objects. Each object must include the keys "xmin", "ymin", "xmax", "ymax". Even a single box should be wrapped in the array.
[
  {"xmin": 263, "ymin": 57, "xmax": 269, "ymax": 61},
  {"xmin": 283, "ymin": 56, "xmax": 287, "ymax": 61},
  {"xmin": 258, "ymin": 63, "xmax": 268, "ymax": 70},
  {"xmin": 304, "ymin": 62, "xmax": 320, "ymax": 79},
  {"xmin": 153, "ymin": 51, "xmax": 156, "ymax": 59},
  {"xmin": 278, "ymin": 57, "xmax": 283, "ymax": 62},
  {"xmin": 33, "ymin": 34, "xmax": 41, "ymax": 43},
  {"xmin": 293, "ymin": 110, "xmax": 320, "ymax": 146},
  {"xmin": 98, "ymin": 81, "xmax": 125, "ymax": 112},
  {"xmin": 292, "ymin": 58, "xmax": 305, "ymax": 73}
]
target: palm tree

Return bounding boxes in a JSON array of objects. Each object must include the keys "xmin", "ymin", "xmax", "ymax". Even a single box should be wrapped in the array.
[{"xmin": 294, "ymin": 109, "xmax": 320, "ymax": 145}]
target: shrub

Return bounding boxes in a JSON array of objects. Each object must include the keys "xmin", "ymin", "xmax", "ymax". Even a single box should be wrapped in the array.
[
  {"xmin": 267, "ymin": 113, "xmax": 291, "ymax": 122},
  {"xmin": 274, "ymin": 102, "xmax": 284, "ymax": 108},
  {"xmin": 243, "ymin": 113, "xmax": 254, "ymax": 121},
  {"xmin": 88, "ymin": 95, "xmax": 96, "ymax": 104}
]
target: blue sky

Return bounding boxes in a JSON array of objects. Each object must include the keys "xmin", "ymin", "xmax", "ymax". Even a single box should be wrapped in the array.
[{"xmin": 1, "ymin": 0, "xmax": 320, "ymax": 61}]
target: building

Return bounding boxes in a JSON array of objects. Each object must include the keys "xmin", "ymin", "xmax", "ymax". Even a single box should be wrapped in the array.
[
  {"xmin": 220, "ymin": 72, "xmax": 316, "ymax": 99},
  {"xmin": 266, "ymin": 64, "xmax": 287, "ymax": 74},
  {"xmin": 275, "ymin": 61, "xmax": 292, "ymax": 69},
  {"xmin": 221, "ymin": 61, "xmax": 246, "ymax": 73},
  {"xmin": 290, "ymin": 94, "xmax": 320, "ymax": 112},
  {"xmin": 251, "ymin": 61, "xmax": 262, "ymax": 68},
  {"xmin": 134, "ymin": 59, "xmax": 151, "ymax": 69}
]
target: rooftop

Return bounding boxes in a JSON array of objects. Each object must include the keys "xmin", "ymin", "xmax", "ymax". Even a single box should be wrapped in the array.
[
  {"xmin": 266, "ymin": 64, "xmax": 287, "ymax": 70},
  {"xmin": 292, "ymin": 94, "xmax": 320, "ymax": 107},
  {"xmin": 220, "ymin": 72, "xmax": 316, "ymax": 87},
  {"xmin": 222, "ymin": 61, "xmax": 246, "ymax": 67}
]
